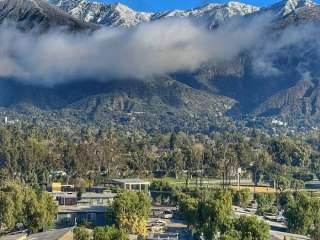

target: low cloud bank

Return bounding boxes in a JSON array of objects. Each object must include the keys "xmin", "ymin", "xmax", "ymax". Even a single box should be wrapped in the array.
[{"xmin": 0, "ymin": 14, "xmax": 319, "ymax": 86}]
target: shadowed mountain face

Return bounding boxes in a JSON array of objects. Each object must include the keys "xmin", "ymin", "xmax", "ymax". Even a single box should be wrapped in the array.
[{"xmin": 1, "ymin": 0, "xmax": 320, "ymax": 132}]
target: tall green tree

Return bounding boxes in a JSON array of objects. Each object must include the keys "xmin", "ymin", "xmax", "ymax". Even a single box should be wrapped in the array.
[
  {"xmin": 0, "ymin": 182, "xmax": 57, "ymax": 233},
  {"xmin": 113, "ymin": 191, "xmax": 151, "ymax": 236},
  {"xmin": 285, "ymin": 193, "xmax": 314, "ymax": 235}
]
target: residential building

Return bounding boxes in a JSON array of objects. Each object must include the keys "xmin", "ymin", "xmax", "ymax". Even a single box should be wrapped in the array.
[
  {"xmin": 51, "ymin": 192, "xmax": 116, "ymax": 206},
  {"xmin": 112, "ymin": 179, "xmax": 150, "ymax": 191},
  {"xmin": 0, "ymin": 228, "xmax": 73, "ymax": 240},
  {"xmin": 57, "ymin": 205, "xmax": 111, "ymax": 227}
]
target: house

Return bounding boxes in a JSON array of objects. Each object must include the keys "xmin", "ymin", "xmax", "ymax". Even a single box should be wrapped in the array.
[
  {"xmin": 51, "ymin": 192, "xmax": 116, "ymax": 206},
  {"xmin": 112, "ymin": 179, "xmax": 150, "ymax": 191},
  {"xmin": 0, "ymin": 228, "xmax": 73, "ymax": 240},
  {"xmin": 57, "ymin": 205, "xmax": 111, "ymax": 227}
]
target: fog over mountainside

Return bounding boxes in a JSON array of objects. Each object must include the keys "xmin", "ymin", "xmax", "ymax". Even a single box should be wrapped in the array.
[{"xmin": 1, "ymin": 0, "xmax": 320, "ymax": 132}]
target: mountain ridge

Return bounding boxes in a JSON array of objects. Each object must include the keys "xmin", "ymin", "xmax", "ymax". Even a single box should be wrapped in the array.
[
  {"xmin": 48, "ymin": 0, "xmax": 260, "ymax": 27},
  {"xmin": 1, "ymin": 0, "xmax": 320, "ymax": 132}
]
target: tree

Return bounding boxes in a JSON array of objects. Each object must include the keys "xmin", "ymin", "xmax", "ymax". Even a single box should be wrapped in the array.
[
  {"xmin": 179, "ymin": 190, "xmax": 271, "ymax": 240},
  {"xmin": 22, "ymin": 189, "xmax": 47, "ymax": 233},
  {"xmin": 234, "ymin": 216, "xmax": 270, "ymax": 240},
  {"xmin": 311, "ymin": 199, "xmax": 320, "ymax": 240},
  {"xmin": 278, "ymin": 191, "xmax": 294, "ymax": 209},
  {"xmin": 94, "ymin": 226, "xmax": 128, "ymax": 240},
  {"xmin": 221, "ymin": 230, "xmax": 241, "ymax": 240},
  {"xmin": 150, "ymin": 180, "xmax": 176, "ymax": 205},
  {"xmin": 179, "ymin": 190, "xmax": 233, "ymax": 239},
  {"xmin": 74, "ymin": 227, "xmax": 92, "ymax": 240},
  {"xmin": 0, "ymin": 182, "xmax": 57, "ymax": 233},
  {"xmin": 0, "ymin": 192, "xmax": 15, "ymax": 229},
  {"xmin": 178, "ymin": 194, "xmax": 198, "ymax": 228},
  {"xmin": 290, "ymin": 179, "xmax": 304, "ymax": 192},
  {"xmin": 198, "ymin": 190, "xmax": 234, "ymax": 239},
  {"xmin": 276, "ymin": 176, "xmax": 291, "ymax": 193},
  {"xmin": 232, "ymin": 189, "xmax": 252, "ymax": 208},
  {"xmin": 169, "ymin": 132, "xmax": 177, "ymax": 150},
  {"xmin": 256, "ymin": 193, "xmax": 277, "ymax": 215},
  {"xmin": 284, "ymin": 193, "xmax": 314, "ymax": 235},
  {"xmin": 113, "ymin": 191, "xmax": 151, "ymax": 236}
]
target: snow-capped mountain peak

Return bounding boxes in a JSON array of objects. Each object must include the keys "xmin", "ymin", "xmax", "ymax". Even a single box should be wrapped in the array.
[
  {"xmin": 48, "ymin": 0, "xmax": 259, "ymax": 28},
  {"xmin": 271, "ymin": 0, "xmax": 316, "ymax": 16},
  {"xmin": 48, "ymin": 0, "xmax": 152, "ymax": 27}
]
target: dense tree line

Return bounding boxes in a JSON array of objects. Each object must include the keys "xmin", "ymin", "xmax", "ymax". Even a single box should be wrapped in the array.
[{"xmin": 0, "ymin": 124, "xmax": 319, "ymax": 187}]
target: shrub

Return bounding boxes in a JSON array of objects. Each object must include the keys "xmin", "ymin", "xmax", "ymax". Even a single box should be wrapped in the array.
[
  {"xmin": 256, "ymin": 193, "xmax": 276, "ymax": 215},
  {"xmin": 74, "ymin": 227, "xmax": 91, "ymax": 240},
  {"xmin": 234, "ymin": 216, "xmax": 270, "ymax": 240},
  {"xmin": 232, "ymin": 189, "xmax": 252, "ymax": 208},
  {"xmin": 93, "ymin": 226, "xmax": 128, "ymax": 240},
  {"xmin": 279, "ymin": 191, "xmax": 294, "ymax": 209}
]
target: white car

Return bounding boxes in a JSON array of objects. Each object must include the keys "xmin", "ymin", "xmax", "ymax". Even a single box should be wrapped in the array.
[{"xmin": 162, "ymin": 210, "xmax": 174, "ymax": 219}]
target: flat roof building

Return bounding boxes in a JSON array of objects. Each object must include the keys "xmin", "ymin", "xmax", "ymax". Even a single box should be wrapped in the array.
[
  {"xmin": 0, "ymin": 228, "xmax": 73, "ymax": 240},
  {"xmin": 51, "ymin": 192, "xmax": 116, "ymax": 206},
  {"xmin": 112, "ymin": 179, "xmax": 150, "ymax": 191},
  {"xmin": 57, "ymin": 205, "xmax": 111, "ymax": 227},
  {"xmin": 26, "ymin": 228, "xmax": 73, "ymax": 240}
]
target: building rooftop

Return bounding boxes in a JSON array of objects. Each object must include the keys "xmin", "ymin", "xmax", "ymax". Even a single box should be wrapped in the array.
[
  {"xmin": 58, "ymin": 205, "xmax": 109, "ymax": 213},
  {"xmin": 27, "ymin": 228, "xmax": 73, "ymax": 240},
  {"xmin": 112, "ymin": 178, "xmax": 150, "ymax": 185},
  {"xmin": 0, "ymin": 228, "xmax": 73, "ymax": 240},
  {"xmin": 0, "ymin": 234, "xmax": 27, "ymax": 240},
  {"xmin": 51, "ymin": 192, "xmax": 116, "ymax": 199}
]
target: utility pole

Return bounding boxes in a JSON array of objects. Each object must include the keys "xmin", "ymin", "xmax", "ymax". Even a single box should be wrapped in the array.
[{"xmin": 237, "ymin": 167, "xmax": 242, "ymax": 191}]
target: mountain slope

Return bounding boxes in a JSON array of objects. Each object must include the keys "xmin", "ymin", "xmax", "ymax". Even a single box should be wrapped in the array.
[
  {"xmin": 174, "ymin": 0, "xmax": 320, "ymax": 123},
  {"xmin": 0, "ymin": 0, "xmax": 97, "ymax": 31},
  {"xmin": 0, "ymin": 77, "xmax": 236, "ymax": 132},
  {"xmin": 1, "ymin": 0, "xmax": 320, "ymax": 132}
]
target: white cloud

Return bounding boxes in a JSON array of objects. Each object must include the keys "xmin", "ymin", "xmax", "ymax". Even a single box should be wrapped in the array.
[{"xmin": 0, "ymin": 14, "xmax": 274, "ymax": 86}]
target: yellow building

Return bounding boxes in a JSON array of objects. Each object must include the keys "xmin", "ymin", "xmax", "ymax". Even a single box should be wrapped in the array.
[{"xmin": 52, "ymin": 182, "xmax": 62, "ymax": 192}]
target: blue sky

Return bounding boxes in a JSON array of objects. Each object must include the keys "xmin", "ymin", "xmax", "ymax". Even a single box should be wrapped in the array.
[{"xmin": 94, "ymin": 0, "xmax": 317, "ymax": 12}]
